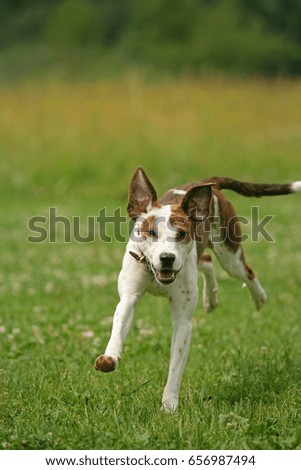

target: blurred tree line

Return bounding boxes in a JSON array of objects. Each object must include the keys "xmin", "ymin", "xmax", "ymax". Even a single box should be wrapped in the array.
[{"xmin": 1, "ymin": 0, "xmax": 301, "ymax": 76}]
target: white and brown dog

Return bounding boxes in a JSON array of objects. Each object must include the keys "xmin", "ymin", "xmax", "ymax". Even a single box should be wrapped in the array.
[{"xmin": 95, "ymin": 167, "xmax": 301, "ymax": 412}]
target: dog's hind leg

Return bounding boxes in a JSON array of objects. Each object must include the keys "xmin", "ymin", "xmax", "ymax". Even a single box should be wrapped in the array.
[
  {"xmin": 198, "ymin": 253, "xmax": 219, "ymax": 312},
  {"xmin": 212, "ymin": 242, "xmax": 267, "ymax": 310},
  {"xmin": 210, "ymin": 193, "xmax": 267, "ymax": 310}
]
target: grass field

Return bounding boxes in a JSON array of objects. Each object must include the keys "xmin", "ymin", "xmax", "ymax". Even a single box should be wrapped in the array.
[{"xmin": 0, "ymin": 76, "xmax": 301, "ymax": 450}]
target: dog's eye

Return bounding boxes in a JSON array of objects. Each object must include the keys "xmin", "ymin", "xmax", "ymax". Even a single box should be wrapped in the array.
[
  {"xmin": 148, "ymin": 229, "xmax": 157, "ymax": 238},
  {"xmin": 175, "ymin": 230, "xmax": 186, "ymax": 241}
]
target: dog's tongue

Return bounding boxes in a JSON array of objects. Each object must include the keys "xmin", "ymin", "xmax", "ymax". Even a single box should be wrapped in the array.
[{"xmin": 156, "ymin": 270, "xmax": 176, "ymax": 284}]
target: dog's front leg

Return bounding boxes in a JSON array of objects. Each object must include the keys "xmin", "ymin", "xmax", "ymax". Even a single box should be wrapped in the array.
[
  {"xmin": 162, "ymin": 285, "xmax": 198, "ymax": 412},
  {"xmin": 94, "ymin": 295, "xmax": 137, "ymax": 372},
  {"xmin": 94, "ymin": 253, "xmax": 148, "ymax": 373}
]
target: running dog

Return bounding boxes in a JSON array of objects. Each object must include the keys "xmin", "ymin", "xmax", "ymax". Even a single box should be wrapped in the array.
[{"xmin": 95, "ymin": 167, "xmax": 301, "ymax": 411}]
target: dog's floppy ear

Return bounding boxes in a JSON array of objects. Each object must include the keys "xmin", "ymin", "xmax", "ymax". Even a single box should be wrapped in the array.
[
  {"xmin": 127, "ymin": 167, "xmax": 158, "ymax": 220},
  {"xmin": 181, "ymin": 184, "xmax": 214, "ymax": 221}
]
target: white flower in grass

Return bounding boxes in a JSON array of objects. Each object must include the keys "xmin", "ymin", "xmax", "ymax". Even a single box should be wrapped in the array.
[
  {"xmin": 44, "ymin": 282, "xmax": 54, "ymax": 293},
  {"xmin": 93, "ymin": 337, "xmax": 101, "ymax": 347},
  {"xmin": 81, "ymin": 330, "xmax": 95, "ymax": 338},
  {"xmin": 139, "ymin": 328, "xmax": 156, "ymax": 337},
  {"xmin": 101, "ymin": 316, "xmax": 113, "ymax": 327},
  {"xmin": 33, "ymin": 305, "xmax": 43, "ymax": 314}
]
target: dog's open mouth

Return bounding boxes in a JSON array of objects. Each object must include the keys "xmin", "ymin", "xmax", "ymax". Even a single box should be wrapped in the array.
[{"xmin": 153, "ymin": 268, "xmax": 180, "ymax": 285}]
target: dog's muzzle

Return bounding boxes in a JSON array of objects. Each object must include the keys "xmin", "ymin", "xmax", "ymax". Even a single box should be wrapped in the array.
[
  {"xmin": 153, "ymin": 267, "xmax": 180, "ymax": 285},
  {"xmin": 154, "ymin": 252, "xmax": 179, "ymax": 285},
  {"xmin": 151, "ymin": 265, "xmax": 181, "ymax": 285},
  {"xmin": 129, "ymin": 250, "xmax": 180, "ymax": 285}
]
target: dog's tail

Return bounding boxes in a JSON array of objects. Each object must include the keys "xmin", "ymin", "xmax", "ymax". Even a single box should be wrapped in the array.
[{"xmin": 208, "ymin": 177, "xmax": 301, "ymax": 198}]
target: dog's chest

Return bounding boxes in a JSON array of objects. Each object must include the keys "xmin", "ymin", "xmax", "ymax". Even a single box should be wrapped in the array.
[{"xmin": 146, "ymin": 275, "xmax": 172, "ymax": 297}]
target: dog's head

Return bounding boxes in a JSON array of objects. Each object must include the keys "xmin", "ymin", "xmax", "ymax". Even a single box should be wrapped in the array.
[{"xmin": 127, "ymin": 167, "xmax": 214, "ymax": 285}]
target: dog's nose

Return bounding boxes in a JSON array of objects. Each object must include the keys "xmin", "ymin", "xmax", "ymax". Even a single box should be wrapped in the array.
[{"xmin": 160, "ymin": 252, "xmax": 176, "ymax": 268}]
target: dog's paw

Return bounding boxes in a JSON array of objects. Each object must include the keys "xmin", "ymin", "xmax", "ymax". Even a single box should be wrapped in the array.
[
  {"xmin": 253, "ymin": 290, "xmax": 268, "ymax": 311},
  {"xmin": 94, "ymin": 355, "xmax": 119, "ymax": 373},
  {"xmin": 245, "ymin": 278, "xmax": 268, "ymax": 311},
  {"xmin": 248, "ymin": 282, "xmax": 268, "ymax": 311},
  {"xmin": 161, "ymin": 395, "xmax": 179, "ymax": 413},
  {"xmin": 203, "ymin": 287, "xmax": 219, "ymax": 313},
  {"xmin": 203, "ymin": 295, "xmax": 219, "ymax": 313}
]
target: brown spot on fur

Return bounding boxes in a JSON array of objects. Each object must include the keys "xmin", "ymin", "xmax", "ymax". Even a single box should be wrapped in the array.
[
  {"xmin": 169, "ymin": 207, "xmax": 194, "ymax": 243},
  {"xmin": 213, "ymin": 189, "xmax": 242, "ymax": 252},
  {"xmin": 140, "ymin": 215, "xmax": 156, "ymax": 237},
  {"xmin": 94, "ymin": 355, "xmax": 117, "ymax": 373},
  {"xmin": 239, "ymin": 249, "xmax": 255, "ymax": 280},
  {"xmin": 246, "ymin": 264, "xmax": 255, "ymax": 280},
  {"xmin": 200, "ymin": 253, "xmax": 212, "ymax": 263},
  {"xmin": 159, "ymin": 190, "xmax": 184, "ymax": 205}
]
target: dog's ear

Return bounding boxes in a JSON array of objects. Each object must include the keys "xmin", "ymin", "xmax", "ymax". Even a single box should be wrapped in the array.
[
  {"xmin": 181, "ymin": 184, "xmax": 214, "ymax": 222},
  {"xmin": 127, "ymin": 167, "xmax": 158, "ymax": 220}
]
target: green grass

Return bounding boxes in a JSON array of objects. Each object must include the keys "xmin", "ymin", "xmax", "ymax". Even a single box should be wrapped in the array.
[{"xmin": 0, "ymin": 77, "xmax": 301, "ymax": 450}]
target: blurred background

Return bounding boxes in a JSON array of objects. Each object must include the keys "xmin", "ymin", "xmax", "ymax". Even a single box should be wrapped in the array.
[
  {"xmin": 1, "ymin": 0, "xmax": 301, "ymax": 233},
  {"xmin": 1, "ymin": 0, "xmax": 301, "ymax": 81},
  {"xmin": 1, "ymin": 0, "xmax": 301, "ymax": 257},
  {"xmin": 1, "ymin": 0, "xmax": 301, "ymax": 201}
]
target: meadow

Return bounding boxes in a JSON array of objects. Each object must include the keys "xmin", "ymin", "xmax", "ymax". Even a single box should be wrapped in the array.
[{"xmin": 0, "ymin": 76, "xmax": 301, "ymax": 450}]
